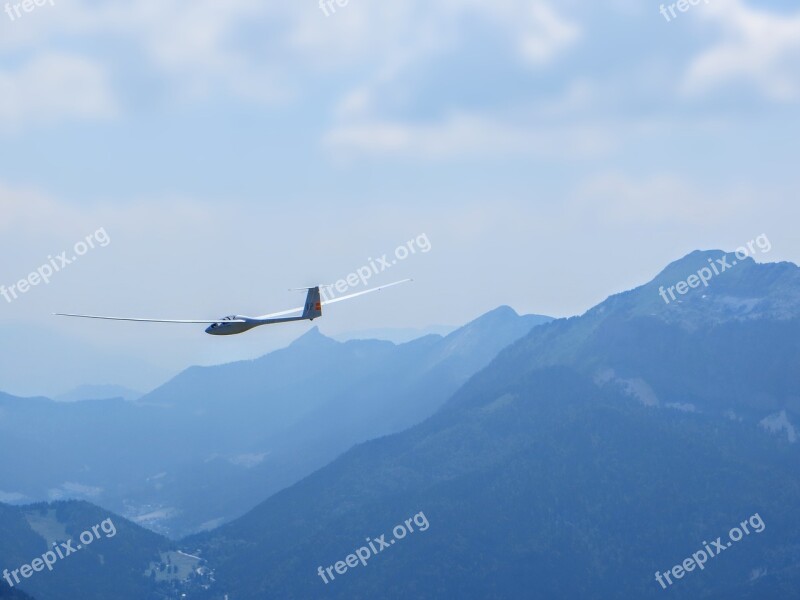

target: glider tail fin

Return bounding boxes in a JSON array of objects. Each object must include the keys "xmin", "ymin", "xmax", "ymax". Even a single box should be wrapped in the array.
[{"xmin": 302, "ymin": 286, "xmax": 322, "ymax": 320}]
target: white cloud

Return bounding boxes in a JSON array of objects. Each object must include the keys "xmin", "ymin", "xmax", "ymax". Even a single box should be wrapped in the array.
[
  {"xmin": 760, "ymin": 410, "xmax": 797, "ymax": 443},
  {"xmin": 114, "ymin": 0, "xmax": 285, "ymax": 102},
  {"xmin": 47, "ymin": 481, "xmax": 104, "ymax": 500},
  {"xmin": 0, "ymin": 53, "xmax": 116, "ymax": 127},
  {"xmin": 319, "ymin": 2, "xmax": 586, "ymax": 162},
  {"xmin": 0, "ymin": 0, "xmax": 281, "ymax": 106},
  {"xmin": 516, "ymin": 2, "xmax": 581, "ymax": 65},
  {"xmin": 683, "ymin": 0, "xmax": 800, "ymax": 101},
  {"xmin": 0, "ymin": 181, "xmax": 83, "ymax": 233},
  {"xmin": 0, "ymin": 490, "xmax": 27, "ymax": 503},
  {"xmin": 442, "ymin": 0, "xmax": 581, "ymax": 64},
  {"xmin": 573, "ymin": 171, "xmax": 759, "ymax": 226},
  {"xmin": 293, "ymin": 1, "xmax": 579, "ymax": 67},
  {"xmin": 328, "ymin": 1, "xmax": 580, "ymax": 119},
  {"xmin": 324, "ymin": 112, "xmax": 612, "ymax": 160},
  {"xmin": 228, "ymin": 452, "xmax": 268, "ymax": 468},
  {"xmin": 666, "ymin": 402, "xmax": 698, "ymax": 413},
  {"xmin": 1, "ymin": 0, "xmax": 579, "ymax": 113}
]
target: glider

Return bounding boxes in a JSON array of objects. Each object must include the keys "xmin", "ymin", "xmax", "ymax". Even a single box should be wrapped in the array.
[{"xmin": 55, "ymin": 279, "xmax": 412, "ymax": 336}]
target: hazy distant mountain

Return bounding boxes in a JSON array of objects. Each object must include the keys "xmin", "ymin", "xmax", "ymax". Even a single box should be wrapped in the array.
[
  {"xmin": 331, "ymin": 324, "xmax": 457, "ymax": 343},
  {"xmin": 130, "ymin": 306, "xmax": 550, "ymax": 535},
  {"xmin": 55, "ymin": 384, "xmax": 143, "ymax": 403},
  {"xmin": 188, "ymin": 251, "xmax": 800, "ymax": 599},
  {"xmin": 0, "ymin": 308, "xmax": 550, "ymax": 538},
  {"xmin": 0, "ymin": 322, "xmax": 168, "ymax": 399}
]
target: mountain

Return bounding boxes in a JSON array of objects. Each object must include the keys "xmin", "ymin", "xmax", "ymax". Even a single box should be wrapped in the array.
[
  {"xmin": 0, "ymin": 582, "xmax": 37, "ymax": 600},
  {"xmin": 187, "ymin": 251, "xmax": 800, "ymax": 599},
  {"xmin": 331, "ymin": 324, "xmax": 457, "ymax": 343},
  {"xmin": 499, "ymin": 250, "xmax": 800, "ymax": 419},
  {"xmin": 0, "ymin": 500, "xmax": 210, "ymax": 600},
  {"xmin": 127, "ymin": 306, "xmax": 551, "ymax": 535},
  {"xmin": 55, "ymin": 384, "xmax": 143, "ymax": 403},
  {"xmin": 0, "ymin": 308, "xmax": 551, "ymax": 538},
  {"xmin": 0, "ymin": 322, "xmax": 168, "ymax": 399}
]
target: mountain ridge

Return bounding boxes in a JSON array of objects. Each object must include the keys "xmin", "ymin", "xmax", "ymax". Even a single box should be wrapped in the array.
[
  {"xmin": 186, "ymin": 251, "xmax": 800, "ymax": 599},
  {"xmin": 0, "ymin": 307, "xmax": 552, "ymax": 538}
]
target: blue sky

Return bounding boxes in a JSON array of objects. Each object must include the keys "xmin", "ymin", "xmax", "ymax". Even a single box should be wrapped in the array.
[{"xmin": 1, "ymin": 0, "xmax": 799, "ymax": 396}]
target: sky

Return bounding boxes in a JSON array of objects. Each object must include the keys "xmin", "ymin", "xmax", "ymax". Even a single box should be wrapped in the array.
[{"xmin": 0, "ymin": 0, "xmax": 799, "ymax": 397}]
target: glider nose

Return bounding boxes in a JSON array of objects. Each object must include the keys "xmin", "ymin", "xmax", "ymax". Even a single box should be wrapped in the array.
[{"xmin": 205, "ymin": 323, "xmax": 222, "ymax": 335}]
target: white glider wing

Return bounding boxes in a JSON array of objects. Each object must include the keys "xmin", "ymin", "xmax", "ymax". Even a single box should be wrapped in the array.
[
  {"xmin": 255, "ymin": 278, "xmax": 412, "ymax": 320},
  {"xmin": 323, "ymin": 278, "xmax": 413, "ymax": 305},
  {"xmin": 55, "ymin": 279, "xmax": 412, "ymax": 324},
  {"xmin": 53, "ymin": 313, "xmax": 245, "ymax": 324}
]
